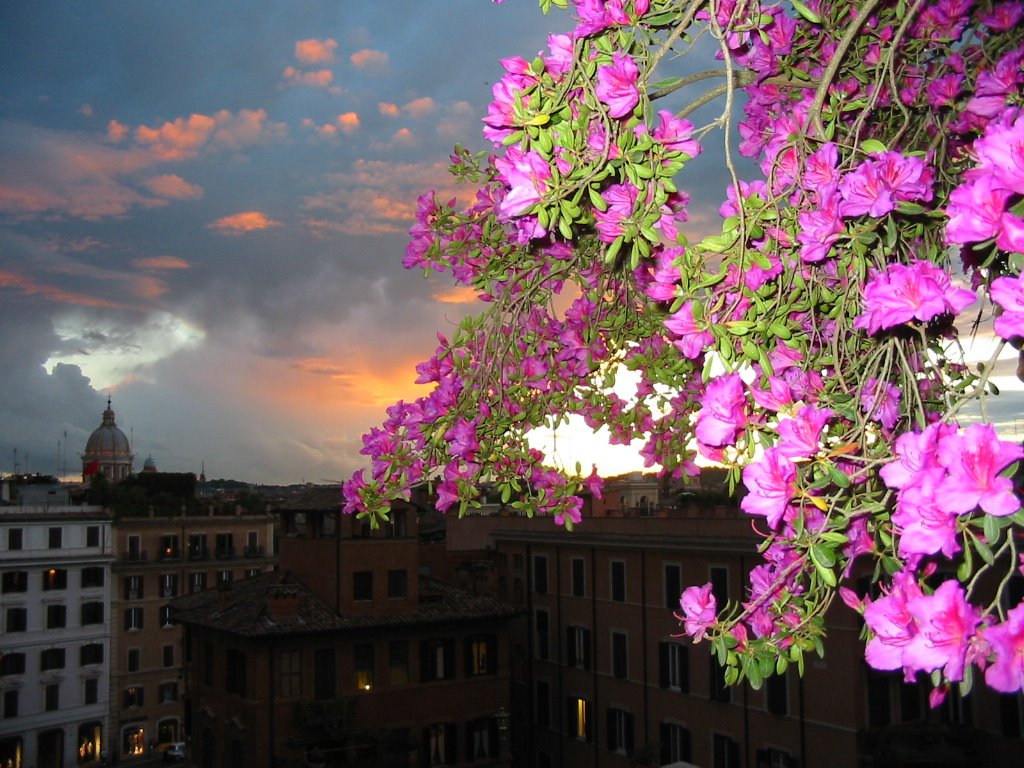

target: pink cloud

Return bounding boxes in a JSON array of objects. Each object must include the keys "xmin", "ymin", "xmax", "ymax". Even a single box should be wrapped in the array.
[
  {"xmin": 132, "ymin": 255, "xmax": 191, "ymax": 270},
  {"xmin": 432, "ymin": 287, "xmax": 477, "ymax": 304},
  {"xmin": 134, "ymin": 108, "xmax": 285, "ymax": 160},
  {"xmin": 143, "ymin": 174, "xmax": 204, "ymax": 200},
  {"xmin": 402, "ymin": 97, "xmax": 436, "ymax": 118},
  {"xmin": 295, "ymin": 38, "xmax": 337, "ymax": 64},
  {"xmin": 208, "ymin": 211, "xmax": 282, "ymax": 234},
  {"xmin": 130, "ymin": 274, "xmax": 169, "ymax": 299},
  {"xmin": 107, "ymin": 120, "xmax": 128, "ymax": 142},
  {"xmin": 350, "ymin": 49, "xmax": 389, "ymax": 71},
  {"xmin": 378, "ymin": 103, "xmax": 399, "ymax": 117},
  {"xmin": 282, "ymin": 66, "xmax": 334, "ymax": 88},
  {"xmin": 0, "ymin": 269, "xmax": 128, "ymax": 308}
]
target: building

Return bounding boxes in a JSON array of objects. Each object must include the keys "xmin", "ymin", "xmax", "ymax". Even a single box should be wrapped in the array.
[
  {"xmin": 169, "ymin": 486, "xmax": 521, "ymax": 768},
  {"xmin": 0, "ymin": 504, "xmax": 114, "ymax": 768},
  {"xmin": 109, "ymin": 504, "xmax": 277, "ymax": 763},
  {"xmin": 475, "ymin": 475, "xmax": 1024, "ymax": 768},
  {"xmin": 81, "ymin": 399, "xmax": 134, "ymax": 483}
]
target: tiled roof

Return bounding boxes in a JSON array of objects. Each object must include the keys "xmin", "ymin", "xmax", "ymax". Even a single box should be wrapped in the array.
[{"xmin": 169, "ymin": 571, "xmax": 520, "ymax": 638}]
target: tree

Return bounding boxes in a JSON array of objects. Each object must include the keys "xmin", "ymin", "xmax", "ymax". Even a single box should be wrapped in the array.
[{"xmin": 345, "ymin": 0, "xmax": 1024, "ymax": 701}]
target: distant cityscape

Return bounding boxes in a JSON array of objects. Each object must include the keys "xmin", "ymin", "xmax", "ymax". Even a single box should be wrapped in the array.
[{"xmin": 1, "ymin": 402, "xmax": 1022, "ymax": 768}]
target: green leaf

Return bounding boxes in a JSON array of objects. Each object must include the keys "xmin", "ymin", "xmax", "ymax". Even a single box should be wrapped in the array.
[
  {"xmin": 789, "ymin": 0, "xmax": 822, "ymax": 23},
  {"xmin": 860, "ymin": 138, "xmax": 887, "ymax": 155}
]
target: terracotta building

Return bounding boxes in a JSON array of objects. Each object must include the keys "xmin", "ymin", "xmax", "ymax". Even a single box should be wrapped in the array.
[
  {"xmin": 110, "ymin": 506, "xmax": 276, "ymax": 763},
  {"xmin": 169, "ymin": 487, "xmax": 520, "ymax": 768}
]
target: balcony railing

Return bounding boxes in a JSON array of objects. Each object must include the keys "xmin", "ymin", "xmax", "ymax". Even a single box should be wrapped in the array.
[
  {"xmin": 215, "ymin": 547, "xmax": 236, "ymax": 560},
  {"xmin": 243, "ymin": 545, "xmax": 265, "ymax": 558},
  {"xmin": 121, "ymin": 550, "xmax": 148, "ymax": 562},
  {"xmin": 188, "ymin": 546, "xmax": 210, "ymax": 562},
  {"xmin": 158, "ymin": 548, "xmax": 181, "ymax": 562}
]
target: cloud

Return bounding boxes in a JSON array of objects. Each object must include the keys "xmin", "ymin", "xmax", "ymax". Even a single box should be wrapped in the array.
[
  {"xmin": 132, "ymin": 255, "xmax": 190, "ymax": 271},
  {"xmin": 282, "ymin": 66, "xmax": 334, "ymax": 88},
  {"xmin": 302, "ymin": 113, "xmax": 361, "ymax": 139},
  {"xmin": 294, "ymin": 38, "xmax": 337, "ymax": 65},
  {"xmin": 0, "ymin": 269, "xmax": 129, "ymax": 309},
  {"xmin": 350, "ymin": 49, "xmax": 389, "ymax": 72},
  {"xmin": 133, "ymin": 108, "xmax": 286, "ymax": 160},
  {"xmin": 79, "ymin": 103, "xmax": 94, "ymax": 117},
  {"xmin": 402, "ymin": 97, "xmax": 436, "ymax": 119},
  {"xmin": 142, "ymin": 174, "xmax": 204, "ymax": 200},
  {"xmin": 207, "ymin": 210, "xmax": 282, "ymax": 234},
  {"xmin": 107, "ymin": 120, "xmax": 128, "ymax": 142},
  {"xmin": 432, "ymin": 287, "xmax": 477, "ymax": 304},
  {"xmin": 378, "ymin": 103, "xmax": 400, "ymax": 117}
]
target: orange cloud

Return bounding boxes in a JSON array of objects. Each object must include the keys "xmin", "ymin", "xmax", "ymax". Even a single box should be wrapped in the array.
[
  {"xmin": 133, "ymin": 108, "xmax": 285, "ymax": 160},
  {"xmin": 79, "ymin": 103, "xmax": 94, "ymax": 116},
  {"xmin": 130, "ymin": 274, "xmax": 168, "ymax": 299},
  {"xmin": 402, "ymin": 97, "xmax": 436, "ymax": 118},
  {"xmin": 0, "ymin": 269, "xmax": 127, "ymax": 308},
  {"xmin": 390, "ymin": 128, "xmax": 416, "ymax": 147},
  {"xmin": 132, "ymin": 255, "xmax": 190, "ymax": 270},
  {"xmin": 378, "ymin": 103, "xmax": 399, "ymax": 117},
  {"xmin": 295, "ymin": 38, "xmax": 337, "ymax": 64},
  {"xmin": 282, "ymin": 66, "xmax": 334, "ymax": 88},
  {"xmin": 350, "ymin": 49, "xmax": 389, "ymax": 71},
  {"xmin": 208, "ymin": 211, "xmax": 282, "ymax": 234},
  {"xmin": 142, "ymin": 174, "xmax": 204, "ymax": 200},
  {"xmin": 107, "ymin": 119, "xmax": 128, "ymax": 142},
  {"xmin": 336, "ymin": 112, "xmax": 360, "ymax": 133},
  {"xmin": 432, "ymin": 287, "xmax": 478, "ymax": 304}
]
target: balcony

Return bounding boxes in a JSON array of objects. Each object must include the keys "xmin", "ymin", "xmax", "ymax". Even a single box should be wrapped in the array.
[
  {"xmin": 122, "ymin": 550, "xmax": 148, "ymax": 563},
  {"xmin": 188, "ymin": 546, "xmax": 210, "ymax": 562},
  {"xmin": 215, "ymin": 547, "xmax": 236, "ymax": 560},
  {"xmin": 158, "ymin": 548, "xmax": 181, "ymax": 562},
  {"xmin": 243, "ymin": 545, "xmax": 265, "ymax": 558}
]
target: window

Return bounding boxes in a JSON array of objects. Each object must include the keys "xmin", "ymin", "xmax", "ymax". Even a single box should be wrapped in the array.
[
  {"xmin": 612, "ymin": 631, "xmax": 628, "ymax": 679},
  {"xmin": 87, "ymin": 525, "xmax": 100, "ymax": 547},
  {"xmin": 158, "ymin": 682, "xmax": 178, "ymax": 703},
  {"xmin": 1, "ymin": 571, "xmax": 27, "ymax": 593},
  {"xmin": 353, "ymin": 571, "xmax": 373, "ymax": 601},
  {"xmin": 81, "ymin": 566, "xmax": 104, "ymax": 588},
  {"xmin": 124, "ymin": 575, "xmax": 144, "ymax": 600},
  {"xmin": 40, "ymin": 648, "xmax": 66, "ymax": 671},
  {"xmin": 5, "ymin": 607, "xmax": 26, "ymax": 633},
  {"xmin": 45, "ymin": 684, "xmax": 59, "ymax": 716},
  {"xmin": 188, "ymin": 533, "xmax": 208, "ymax": 560},
  {"xmin": 160, "ymin": 605, "xmax": 173, "ymax": 627},
  {"xmin": 48, "ymin": 527, "xmax": 62, "ymax": 549},
  {"xmin": 713, "ymin": 733, "xmax": 740, "ymax": 768},
  {"xmin": 279, "ymin": 650, "xmax": 301, "ymax": 697},
  {"xmin": 124, "ymin": 686, "xmax": 144, "ymax": 708},
  {"xmin": 354, "ymin": 642, "xmax": 374, "ymax": 690},
  {"xmin": 466, "ymin": 717, "xmax": 498, "ymax": 760},
  {"xmin": 710, "ymin": 565, "xmax": 729, "ymax": 606},
  {"xmin": 567, "ymin": 626, "xmax": 591, "ymax": 671},
  {"xmin": 7, "ymin": 528, "xmax": 22, "ymax": 551},
  {"xmin": 0, "ymin": 653, "xmax": 26, "ymax": 676},
  {"xmin": 391, "ymin": 509, "xmax": 407, "ymax": 537},
  {"xmin": 389, "ymin": 640, "xmax": 409, "ymax": 685},
  {"xmin": 387, "ymin": 569, "xmax": 407, "ymax": 599},
  {"xmin": 125, "ymin": 607, "xmax": 144, "ymax": 631},
  {"xmin": 314, "ymin": 648, "xmax": 336, "ymax": 700},
  {"xmin": 127, "ymin": 648, "xmax": 141, "ymax": 673},
  {"xmin": 425, "ymin": 723, "xmax": 456, "ymax": 766},
  {"xmin": 535, "ymin": 680, "xmax": 551, "ymax": 727},
  {"xmin": 535, "ymin": 609, "xmax": 550, "ymax": 661},
  {"xmin": 159, "ymin": 535, "xmax": 179, "ymax": 560},
  {"xmin": 126, "ymin": 534, "xmax": 143, "ymax": 560},
  {"xmin": 420, "ymin": 638, "xmax": 455, "ymax": 682},
  {"xmin": 45, "ymin": 604, "xmax": 66, "ymax": 629},
  {"xmin": 160, "ymin": 573, "xmax": 178, "ymax": 598},
  {"xmin": 766, "ymin": 670, "xmax": 788, "ymax": 716},
  {"xmin": 43, "ymin": 568, "xmax": 67, "ymax": 591},
  {"xmin": 215, "ymin": 532, "xmax": 234, "ymax": 559},
  {"xmin": 225, "ymin": 649, "xmax": 247, "ymax": 696},
  {"xmin": 217, "ymin": 570, "xmax": 232, "ymax": 587},
  {"xmin": 660, "ymin": 642, "xmax": 689, "ymax": 692},
  {"xmin": 571, "ymin": 557, "xmax": 585, "ymax": 597},
  {"xmin": 607, "ymin": 707, "xmax": 634, "ymax": 755},
  {"xmin": 246, "ymin": 530, "xmax": 260, "ymax": 555},
  {"xmin": 756, "ymin": 748, "xmax": 797, "ymax": 768},
  {"xmin": 533, "ymin": 554, "xmax": 548, "ymax": 594},
  {"xmin": 664, "ymin": 563, "xmax": 682, "ymax": 609},
  {"xmin": 611, "ymin": 560, "xmax": 626, "ymax": 602},
  {"xmin": 660, "ymin": 722, "xmax": 692, "ymax": 765},
  {"xmin": 566, "ymin": 697, "xmax": 592, "ymax": 742},
  {"xmin": 710, "ymin": 655, "xmax": 731, "ymax": 703},
  {"xmin": 84, "ymin": 678, "xmax": 98, "ymax": 705},
  {"xmin": 80, "ymin": 643, "xmax": 104, "ymax": 666},
  {"xmin": 162, "ymin": 645, "xmax": 175, "ymax": 669},
  {"xmin": 1, "ymin": 690, "xmax": 16, "ymax": 719},
  {"xmin": 190, "ymin": 572, "xmax": 207, "ymax": 593},
  {"xmin": 465, "ymin": 634, "xmax": 496, "ymax": 676}
]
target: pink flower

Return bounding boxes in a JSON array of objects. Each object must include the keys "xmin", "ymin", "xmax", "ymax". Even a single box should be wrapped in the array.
[
  {"xmin": 679, "ymin": 583, "xmax": 717, "ymax": 641},
  {"xmin": 853, "ymin": 260, "xmax": 976, "ymax": 334},
  {"xmin": 925, "ymin": 73, "xmax": 963, "ymax": 108},
  {"xmin": 978, "ymin": 1, "xmax": 1024, "ymax": 32},
  {"xmin": 839, "ymin": 152, "xmax": 933, "ymax": 218},
  {"xmin": 936, "ymin": 423, "xmax": 1023, "ymax": 516},
  {"xmin": 864, "ymin": 571, "xmax": 923, "ymax": 672},
  {"xmin": 651, "ymin": 110, "xmax": 700, "ymax": 158},
  {"xmin": 903, "ymin": 580, "xmax": 981, "ymax": 682},
  {"xmin": 973, "ymin": 113, "xmax": 1024, "ymax": 195},
  {"xmin": 495, "ymin": 146, "xmax": 551, "ymax": 217},
  {"xmin": 664, "ymin": 301, "xmax": 713, "ymax": 359},
  {"xmin": 776, "ymin": 405, "xmax": 832, "ymax": 459},
  {"xmin": 892, "ymin": 470, "xmax": 961, "ymax": 559},
  {"xmin": 983, "ymin": 602, "xmax": 1024, "ymax": 693},
  {"xmin": 991, "ymin": 272, "xmax": 1024, "ymax": 339},
  {"xmin": 695, "ymin": 373, "xmax": 747, "ymax": 446},
  {"xmin": 593, "ymin": 182, "xmax": 638, "ymax": 242},
  {"xmin": 797, "ymin": 188, "xmax": 845, "ymax": 262},
  {"xmin": 802, "ymin": 143, "xmax": 839, "ymax": 190},
  {"xmin": 444, "ymin": 418, "xmax": 481, "ymax": 461},
  {"xmin": 740, "ymin": 448, "xmax": 797, "ymax": 530},
  {"xmin": 945, "ymin": 174, "xmax": 1013, "ymax": 244},
  {"xmin": 595, "ymin": 51, "xmax": 640, "ymax": 119},
  {"xmin": 861, "ymin": 378, "xmax": 901, "ymax": 431}
]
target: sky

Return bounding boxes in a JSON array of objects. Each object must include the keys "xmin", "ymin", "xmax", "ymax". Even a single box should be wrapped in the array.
[{"xmin": 1, "ymin": 2, "xmax": 1020, "ymax": 487}]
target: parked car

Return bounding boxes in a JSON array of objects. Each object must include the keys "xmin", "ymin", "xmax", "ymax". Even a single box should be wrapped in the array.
[{"xmin": 163, "ymin": 742, "xmax": 187, "ymax": 763}]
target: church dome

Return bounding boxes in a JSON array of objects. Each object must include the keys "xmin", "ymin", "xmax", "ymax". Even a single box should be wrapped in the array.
[{"xmin": 82, "ymin": 398, "xmax": 134, "ymax": 482}]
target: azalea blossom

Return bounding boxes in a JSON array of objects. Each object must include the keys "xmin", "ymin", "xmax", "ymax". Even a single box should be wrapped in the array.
[
  {"xmin": 903, "ymin": 580, "xmax": 981, "ymax": 683},
  {"xmin": 679, "ymin": 583, "xmax": 717, "ymax": 641},
  {"xmin": 990, "ymin": 271, "xmax": 1024, "ymax": 339},
  {"xmin": 853, "ymin": 260, "xmax": 976, "ymax": 334},
  {"xmin": 695, "ymin": 373, "xmax": 747, "ymax": 446},
  {"xmin": 935, "ymin": 423, "xmax": 1023, "ymax": 517},
  {"xmin": 740, "ymin": 448, "xmax": 797, "ymax": 530},
  {"xmin": 983, "ymin": 602, "xmax": 1024, "ymax": 693},
  {"xmin": 595, "ymin": 51, "xmax": 640, "ymax": 118}
]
